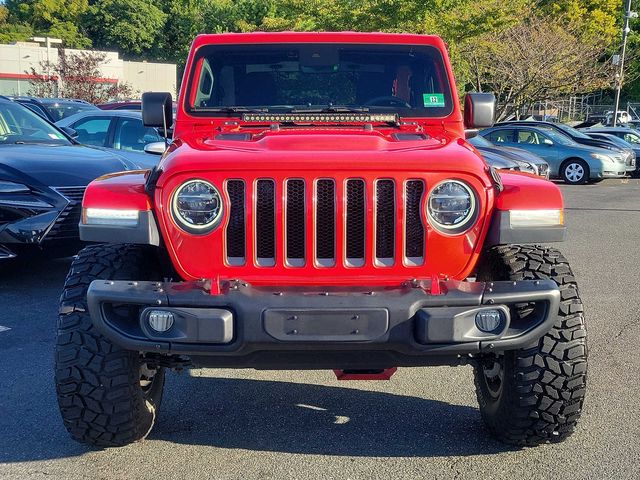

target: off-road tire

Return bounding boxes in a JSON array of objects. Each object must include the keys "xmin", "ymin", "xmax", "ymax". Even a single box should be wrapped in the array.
[
  {"xmin": 473, "ymin": 245, "xmax": 587, "ymax": 446},
  {"xmin": 55, "ymin": 244, "xmax": 166, "ymax": 447}
]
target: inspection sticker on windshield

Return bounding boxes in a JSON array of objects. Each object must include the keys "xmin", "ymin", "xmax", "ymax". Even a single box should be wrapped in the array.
[{"xmin": 423, "ymin": 93, "xmax": 445, "ymax": 107}]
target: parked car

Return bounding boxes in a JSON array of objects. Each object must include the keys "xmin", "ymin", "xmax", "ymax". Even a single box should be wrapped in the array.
[
  {"xmin": 0, "ymin": 97, "xmax": 136, "ymax": 260},
  {"xmin": 580, "ymin": 130, "xmax": 638, "ymax": 176},
  {"xmin": 7, "ymin": 96, "xmax": 99, "ymax": 122},
  {"xmin": 481, "ymin": 124, "xmax": 628, "ymax": 184},
  {"xmin": 496, "ymin": 120, "xmax": 631, "ymax": 155},
  {"xmin": 468, "ymin": 134, "xmax": 549, "ymax": 178},
  {"xmin": 56, "ymin": 32, "xmax": 587, "ymax": 449},
  {"xmin": 97, "ymin": 100, "xmax": 142, "ymax": 110},
  {"xmin": 55, "ymin": 110, "xmax": 164, "ymax": 169}
]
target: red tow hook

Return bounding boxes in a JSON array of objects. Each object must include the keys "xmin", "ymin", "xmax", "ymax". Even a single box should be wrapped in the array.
[{"xmin": 333, "ymin": 368, "xmax": 398, "ymax": 380}]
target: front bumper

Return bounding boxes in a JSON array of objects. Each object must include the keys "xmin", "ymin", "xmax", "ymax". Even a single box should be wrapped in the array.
[{"xmin": 87, "ymin": 279, "xmax": 560, "ymax": 369}]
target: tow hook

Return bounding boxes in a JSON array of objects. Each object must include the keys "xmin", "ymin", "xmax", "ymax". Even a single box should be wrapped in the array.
[{"xmin": 333, "ymin": 368, "xmax": 397, "ymax": 380}]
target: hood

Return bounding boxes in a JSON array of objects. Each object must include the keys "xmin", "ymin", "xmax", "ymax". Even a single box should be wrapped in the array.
[
  {"xmin": 498, "ymin": 146, "xmax": 548, "ymax": 166},
  {"xmin": 158, "ymin": 127, "xmax": 491, "ymax": 184},
  {"xmin": 475, "ymin": 148, "xmax": 518, "ymax": 169},
  {"xmin": 0, "ymin": 144, "xmax": 133, "ymax": 187}
]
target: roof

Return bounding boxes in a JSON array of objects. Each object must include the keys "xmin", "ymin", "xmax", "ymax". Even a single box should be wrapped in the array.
[
  {"xmin": 55, "ymin": 109, "xmax": 142, "ymax": 126},
  {"xmin": 191, "ymin": 32, "xmax": 447, "ymax": 49}
]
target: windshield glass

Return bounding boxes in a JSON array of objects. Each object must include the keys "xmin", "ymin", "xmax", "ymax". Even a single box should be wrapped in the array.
[
  {"xmin": 553, "ymin": 123, "xmax": 591, "ymax": 139},
  {"xmin": 187, "ymin": 43, "xmax": 453, "ymax": 117},
  {"xmin": 40, "ymin": 100, "xmax": 96, "ymax": 122},
  {"xmin": 468, "ymin": 135, "xmax": 493, "ymax": 147},
  {"xmin": 0, "ymin": 101, "xmax": 71, "ymax": 145},
  {"xmin": 539, "ymin": 128, "xmax": 575, "ymax": 146}
]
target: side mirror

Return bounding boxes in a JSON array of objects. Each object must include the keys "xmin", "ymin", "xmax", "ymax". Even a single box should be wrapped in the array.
[
  {"xmin": 464, "ymin": 93, "xmax": 496, "ymax": 129},
  {"xmin": 142, "ymin": 92, "xmax": 173, "ymax": 130},
  {"xmin": 61, "ymin": 126, "xmax": 78, "ymax": 138},
  {"xmin": 543, "ymin": 138, "xmax": 554, "ymax": 146},
  {"xmin": 144, "ymin": 141, "xmax": 167, "ymax": 155},
  {"xmin": 464, "ymin": 129, "xmax": 479, "ymax": 140}
]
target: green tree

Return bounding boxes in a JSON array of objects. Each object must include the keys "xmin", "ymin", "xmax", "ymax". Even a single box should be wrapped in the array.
[{"xmin": 85, "ymin": 0, "xmax": 167, "ymax": 56}]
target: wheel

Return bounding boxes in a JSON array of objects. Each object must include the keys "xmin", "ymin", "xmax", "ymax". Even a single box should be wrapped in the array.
[
  {"xmin": 55, "ymin": 244, "xmax": 166, "ymax": 447},
  {"xmin": 561, "ymin": 159, "xmax": 589, "ymax": 184},
  {"xmin": 473, "ymin": 245, "xmax": 587, "ymax": 446}
]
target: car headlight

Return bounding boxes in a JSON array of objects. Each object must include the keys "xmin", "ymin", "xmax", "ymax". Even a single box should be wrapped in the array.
[
  {"xmin": 0, "ymin": 181, "xmax": 30, "ymax": 194},
  {"xmin": 591, "ymin": 152, "xmax": 616, "ymax": 163},
  {"xmin": 171, "ymin": 179, "xmax": 223, "ymax": 234},
  {"xmin": 427, "ymin": 180, "xmax": 477, "ymax": 234}
]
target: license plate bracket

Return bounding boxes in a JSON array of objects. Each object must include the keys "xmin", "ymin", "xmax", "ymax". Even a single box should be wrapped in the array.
[{"xmin": 263, "ymin": 308, "xmax": 389, "ymax": 342}]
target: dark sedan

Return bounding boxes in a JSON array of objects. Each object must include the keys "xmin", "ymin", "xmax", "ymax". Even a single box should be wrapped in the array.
[
  {"xmin": 7, "ymin": 96, "xmax": 99, "ymax": 123},
  {"xmin": 468, "ymin": 134, "xmax": 549, "ymax": 178},
  {"xmin": 0, "ymin": 98, "xmax": 136, "ymax": 260}
]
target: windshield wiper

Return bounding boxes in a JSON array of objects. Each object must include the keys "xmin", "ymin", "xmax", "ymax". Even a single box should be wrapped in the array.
[
  {"xmin": 196, "ymin": 106, "xmax": 269, "ymax": 113},
  {"xmin": 291, "ymin": 105, "xmax": 370, "ymax": 113}
]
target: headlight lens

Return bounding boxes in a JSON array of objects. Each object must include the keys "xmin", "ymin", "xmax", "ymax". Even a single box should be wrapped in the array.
[
  {"xmin": 0, "ymin": 181, "xmax": 30, "ymax": 194},
  {"xmin": 172, "ymin": 180, "xmax": 223, "ymax": 233},
  {"xmin": 427, "ymin": 180, "xmax": 477, "ymax": 234},
  {"xmin": 591, "ymin": 152, "xmax": 615, "ymax": 162}
]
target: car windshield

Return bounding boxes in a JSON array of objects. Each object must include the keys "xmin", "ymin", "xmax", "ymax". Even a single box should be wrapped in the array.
[
  {"xmin": 553, "ymin": 123, "xmax": 591, "ymax": 139},
  {"xmin": 538, "ymin": 128, "xmax": 575, "ymax": 146},
  {"xmin": 594, "ymin": 134, "xmax": 633, "ymax": 149},
  {"xmin": 0, "ymin": 101, "xmax": 71, "ymax": 145},
  {"xmin": 187, "ymin": 43, "xmax": 453, "ymax": 117},
  {"xmin": 40, "ymin": 100, "xmax": 97, "ymax": 122},
  {"xmin": 468, "ymin": 135, "xmax": 493, "ymax": 147}
]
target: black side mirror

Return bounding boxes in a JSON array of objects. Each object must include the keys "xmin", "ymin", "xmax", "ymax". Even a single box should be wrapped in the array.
[
  {"xmin": 142, "ymin": 92, "xmax": 173, "ymax": 131},
  {"xmin": 60, "ymin": 126, "xmax": 78, "ymax": 138},
  {"xmin": 464, "ymin": 93, "xmax": 496, "ymax": 129}
]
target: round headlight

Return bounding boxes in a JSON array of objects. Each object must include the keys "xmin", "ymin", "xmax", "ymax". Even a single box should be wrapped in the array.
[
  {"xmin": 427, "ymin": 180, "xmax": 477, "ymax": 234},
  {"xmin": 172, "ymin": 180, "xmax": 223, "ymax": 234}
]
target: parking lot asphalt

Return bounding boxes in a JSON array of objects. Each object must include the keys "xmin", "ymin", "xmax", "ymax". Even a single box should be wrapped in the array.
[{"xmin": 1, "ymin": 181, "xmax": 639, "ymax": 480}]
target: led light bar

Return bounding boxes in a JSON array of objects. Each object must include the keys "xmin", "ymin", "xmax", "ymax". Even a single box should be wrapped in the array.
[
  {"xmin": 242, "ymin": 113, "xmax": 399, "ymax": 124},
  {"xmin": 509, "ymin": 209, "xmax": 564, "ymax": 228},
  {"xmin": 83, "ymin": 208, "xmax": 140, "ymax": 227}
]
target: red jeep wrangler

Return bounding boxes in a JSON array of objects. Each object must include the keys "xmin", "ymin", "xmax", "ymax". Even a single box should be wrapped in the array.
[{"xmin": 55, "ymin": 32, "xmax": 586, "ymax": 447}]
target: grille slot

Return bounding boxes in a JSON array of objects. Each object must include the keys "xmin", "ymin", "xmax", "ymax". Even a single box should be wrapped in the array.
[
  {"xmin": 345, "ymin": 179, "xmax": 366, "ymax": 266},
  {"xmin": 255, "ymin": 179, "xmax": 276, "ymax": 266},
  {"xmin": 375, "ymin": 179, "xmax": 395, "ymax": 265},
  {"xmin": 405, "ymin": 180, "xmax": 425, "ymax": 265},
  {"xmin": 46, "ymin": 187, "xmax": 86, "ymax": 241},
  {"xmin": 315, "ymin": 179, "xmax": 336, "ymax": 266},
  {"xmin": 225, "ymin": 180, "xmax": 246, "ymax": 264},
  {"xmin": 286, "ymin": 179, "xmax": 306, "ymax": 266}
]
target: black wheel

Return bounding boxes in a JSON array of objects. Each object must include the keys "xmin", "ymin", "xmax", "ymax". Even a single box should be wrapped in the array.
[
  {"xmin": 55, "ymin": 244, "xmax": 166, "ymax": 447},
  {"xmin": 473, "ymin": 245, "xmax": 587, "ymax": 446},
  {"xmin": 561, "ymin": 159, "xmax": 590, "ymax": 184}
]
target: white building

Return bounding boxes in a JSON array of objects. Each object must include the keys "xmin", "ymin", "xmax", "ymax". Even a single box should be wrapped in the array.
[{"xmin": 0, "ymin": 41, "xmax": 177, "ymax": 99}]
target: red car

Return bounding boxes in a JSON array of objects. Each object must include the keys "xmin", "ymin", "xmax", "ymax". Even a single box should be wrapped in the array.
[{"xmin": 55, "ymin": 32, "xmax": 587, "ymax": 448}]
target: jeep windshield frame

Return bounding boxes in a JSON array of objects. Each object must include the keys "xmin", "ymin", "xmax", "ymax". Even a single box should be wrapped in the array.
[{"xmin": 184, "ymin": 43, "xmax": 454, "ymax": 119}]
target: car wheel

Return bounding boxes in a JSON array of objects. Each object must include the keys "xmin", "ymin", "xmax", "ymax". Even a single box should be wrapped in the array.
[{"xmin": 561, "ymin": 159, "xmax": 589, "ymax": 185}]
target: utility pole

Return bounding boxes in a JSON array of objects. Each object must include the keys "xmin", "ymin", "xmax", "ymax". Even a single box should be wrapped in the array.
[
  {"xmin": 613, "ymin": 0, "xmax": 636, "ymax": 126},
  {"xmin": 30, "ymin": 36, "xmax": 63, "ymax": 95}
]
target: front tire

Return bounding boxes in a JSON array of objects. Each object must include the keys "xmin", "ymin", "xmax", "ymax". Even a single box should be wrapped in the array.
[
  {"xmin": 473, "ymin": 245, "xmax": 587, "ymax": 446},
  {"xmin": 55, "ymin": 244, "xmax": 166, "ymax": 447},
  {"xmin": 561, "ymin": 159, "xmax": 590, "ymax": 184}
]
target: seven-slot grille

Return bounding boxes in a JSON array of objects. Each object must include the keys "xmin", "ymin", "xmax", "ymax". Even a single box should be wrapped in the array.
[
  {"xmin": 46, "ymin": 187, "xmax": 86, "ymax": 241},
  {"xmin": 224, "ymin": 178, "xmax": 426, "ymax": 268}
]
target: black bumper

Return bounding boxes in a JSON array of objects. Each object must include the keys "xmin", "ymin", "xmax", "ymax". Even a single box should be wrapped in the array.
[{"xmin": 87, "ymin": 279, "xmax": 560, "ymax": 369}]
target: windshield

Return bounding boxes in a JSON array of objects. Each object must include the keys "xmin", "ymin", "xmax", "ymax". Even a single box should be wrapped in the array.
[
  {"xmin": 539, "ymin": 128, "xmax": 575, "ymax": 146},
  {"xmin": 468, "ymin": 135, "xmax": 493, "ymax": 147},
  {"xmin": 0, "ymin": 101, "xmax": 71, "ymax": 145},
  {"xmin": 40, "ymin": 100, "xmax": 97, "ymax": 122},
  {"xmin": 553, "ymin": 123, "xmax": 591, "ymax": 139},
  {"xmin": 187, "ymin": 43, "xmax": 453, "ymax": 117}
]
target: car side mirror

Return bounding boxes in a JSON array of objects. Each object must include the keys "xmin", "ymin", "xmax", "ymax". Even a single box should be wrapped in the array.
[
  {"xmin": 144, "ymin": 141, "xmax": 167, "ymax": 155},
  {"xmin": 543, "ymin": 138, "xmax": 554, "ymax": 146},
  {"xmin": 464, "ymin": 129, "xmax": 479, "ymax": 140},
  {"xmin": 464, "ymin": 93, "xmax": 496, "ymax": 129},
  {"xmin": 60, "ymin": 126, "xmax": 78, "ymax": 139},
  {"xmin": 142, "ymin": 92, "xmax": 173, "ymax": 132}
]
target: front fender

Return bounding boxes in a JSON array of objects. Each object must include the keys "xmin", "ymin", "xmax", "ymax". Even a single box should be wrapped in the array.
[{"xmin": 79, "ymin": 171, "xmax": 161, "ymax": 245}]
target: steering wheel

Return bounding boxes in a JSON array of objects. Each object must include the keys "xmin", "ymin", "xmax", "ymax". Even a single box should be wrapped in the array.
[{"xmin": 364, "ymin": 96, "xmax": 412, "ymax": 108}]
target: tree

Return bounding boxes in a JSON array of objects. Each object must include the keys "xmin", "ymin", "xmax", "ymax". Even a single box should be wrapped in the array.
[
  {"xmin": 27, "ymin": 49, "xmax": 134, "ymax": 103},
  {"xmin": 466, "ymin": 14, "xmax": 616, "ymax": 120},
  {"xmin": 85, "ymin": 0, "xmax": 167, "ymax": 56}
]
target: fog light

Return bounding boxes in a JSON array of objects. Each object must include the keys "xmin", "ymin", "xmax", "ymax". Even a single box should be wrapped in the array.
[
  {"xmin": 475, "ymin": 309, "xmax": 503, "ymax": 333},
  {"xmin": 148, "ymin": 310, "xmax": 174, "ymax": 332}
]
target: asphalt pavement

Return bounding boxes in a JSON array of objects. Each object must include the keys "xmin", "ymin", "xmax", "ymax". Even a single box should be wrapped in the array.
[{"xmin": 0, "ymin": 181, "xmax": 639, "ymax": 479}]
